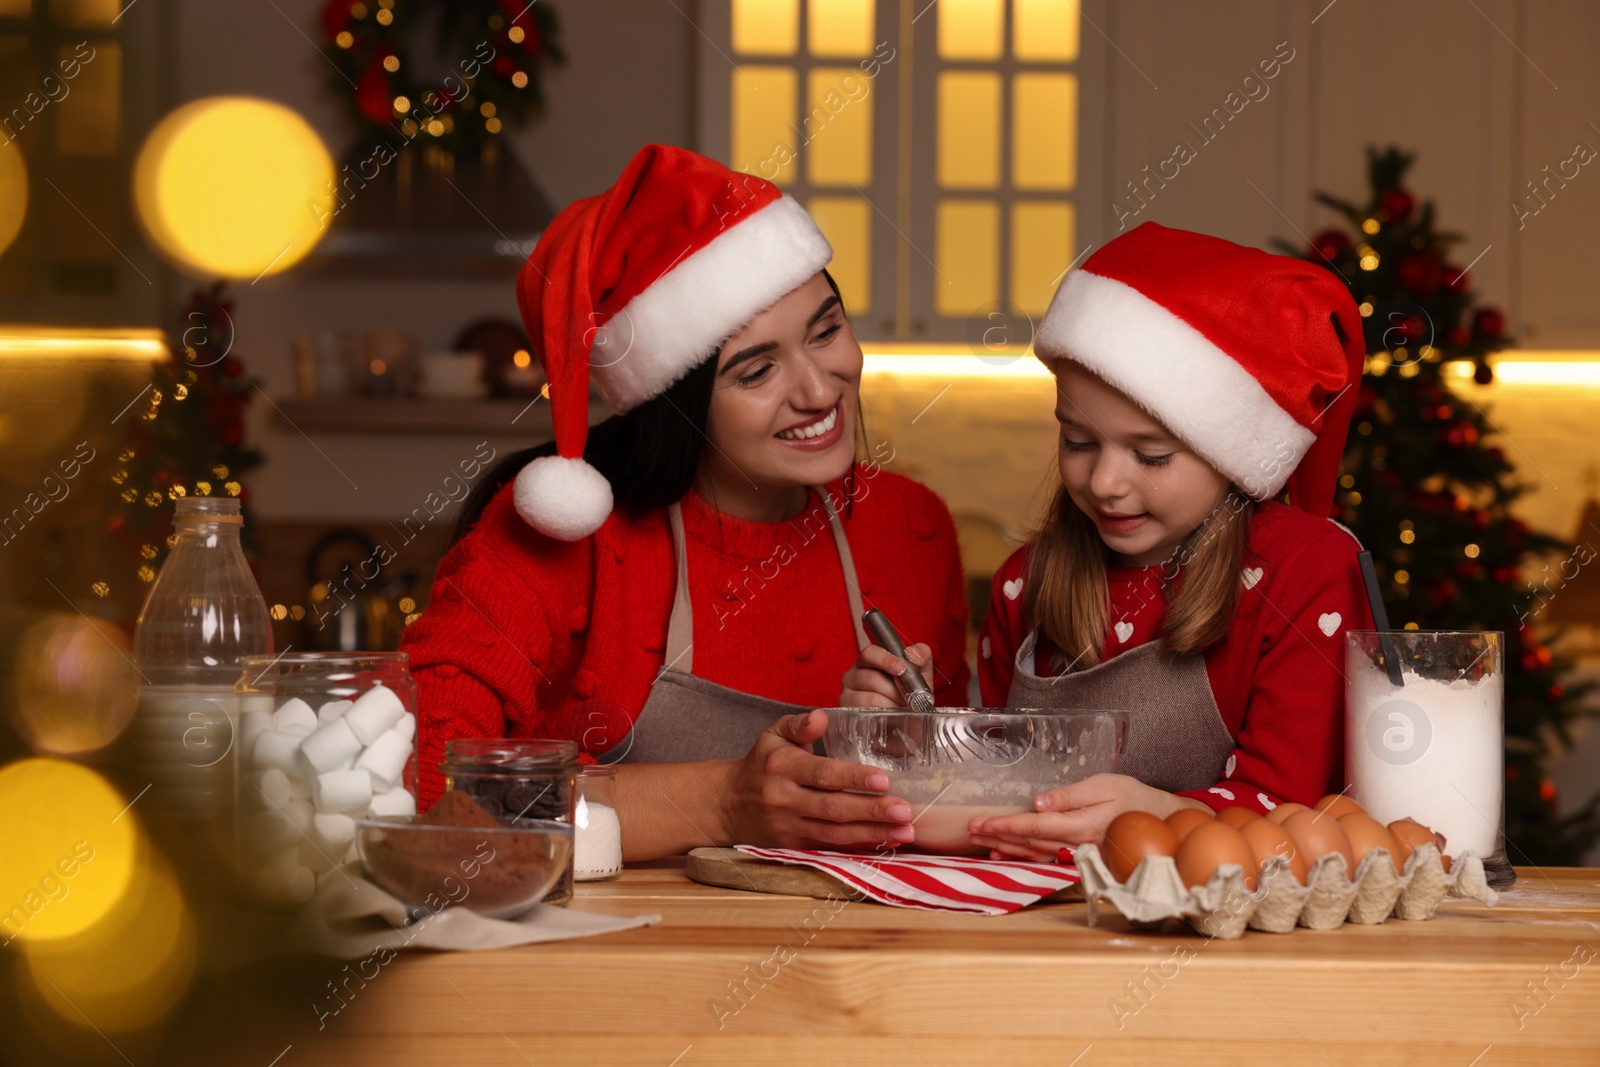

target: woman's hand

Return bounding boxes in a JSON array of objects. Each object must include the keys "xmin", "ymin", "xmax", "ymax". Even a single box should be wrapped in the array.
[
  {"xmin": 719, "ymin": 709, "xmax": 919, "ymax": 850},
  {"xmin": 839, "ymin": 641, "xmax": 933, "ymax": 708},
  {"xmin": 968, "ymin": 773, "xmax": 1210, "ymax": 862}
]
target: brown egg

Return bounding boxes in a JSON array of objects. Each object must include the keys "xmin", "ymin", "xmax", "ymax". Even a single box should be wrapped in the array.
[
  {"xmin": 1216, "ymin": 806, "xmax": 1259, "ymax": 829},
  {"xmin": 1102, "ymin": 812, "xmax": 1179, "ymax": 883},
  {"xmin": 1385, "ymin": 818, "xmax": 1438, "ymax": 869},
  {"xmin": 1241, "ymin": 817, "xmax": 1307, "ymax": 885},
  {"xmin": 1338, "ymin": 813, "xmax": 1402, "ymax": 875},
  {"xmin": 1264, "ymin": 802, "xmax": 1310, "ymax": 825},
  {"xmin": 1282, "ymin": 809, "xmax": 1356, "ymax": 876},
  {"xmin": 1175, "ymin": 821, "xmax": 1259, "ymax": 891},
  {"xmin": 1313, "ymin": 793, "xmax": 1366, "ymax": 820},
  {"xmin": 1165, "ymin": 808, "xmax": 1216, "ymax": 842}
]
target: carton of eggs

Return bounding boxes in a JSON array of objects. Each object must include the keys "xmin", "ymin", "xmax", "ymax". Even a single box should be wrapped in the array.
[
  {"xmin": 1075, "ymin": 794, "xmax": 1499, "ymax": 939},
  {"xmin": 238, "ymin": 685, "xmax": 416, "ymax": 906}
]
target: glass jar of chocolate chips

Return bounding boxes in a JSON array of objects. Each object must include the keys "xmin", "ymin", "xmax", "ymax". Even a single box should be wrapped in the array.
[{"xmin": 439, "ymin": 739, "xmax": 578, "ymax": 905}]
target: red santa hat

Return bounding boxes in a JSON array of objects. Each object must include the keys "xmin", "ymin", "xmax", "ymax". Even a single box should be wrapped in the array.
[
  {"xmin": 511, "ymin": 144, "xmax": 832, "ymax": 540},
  {"xmin": 1034, "ymin": 222, "xmax": 1365, "ymax": 519}
]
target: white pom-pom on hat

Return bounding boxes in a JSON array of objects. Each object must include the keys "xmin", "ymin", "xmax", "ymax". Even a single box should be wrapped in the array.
[{"xmin": 513, "ymin": 455, "xmax": 614, "ymax": 541}]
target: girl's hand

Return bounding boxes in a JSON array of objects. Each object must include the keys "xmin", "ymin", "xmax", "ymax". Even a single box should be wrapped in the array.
[
  {"xmin": 968, "ymin": 773, "xmax": 1210, "ymax": 862},
  {"xmin": 839, "ymin": 641, "xmax": 933, "ymax": 708},
  {"xmin": 719, "ymin": 709, "xmax": 919, "ymax": 849}
]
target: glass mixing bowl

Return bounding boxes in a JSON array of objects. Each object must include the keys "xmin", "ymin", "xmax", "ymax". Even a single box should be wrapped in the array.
[{"xmin": 822, "ymin": 708, "xmax": 1128, "ymax": 854}]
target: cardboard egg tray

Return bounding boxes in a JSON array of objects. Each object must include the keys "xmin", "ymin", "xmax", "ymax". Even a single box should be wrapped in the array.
[{"xmin": 1073, "ymin": 842, "xmax": 1498, "ymax": 939}]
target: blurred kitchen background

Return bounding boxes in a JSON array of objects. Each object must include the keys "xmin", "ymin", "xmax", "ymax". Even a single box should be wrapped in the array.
[{"xmin": 3, "ymin": 0, "xmax": 1600, "ymax": 885}]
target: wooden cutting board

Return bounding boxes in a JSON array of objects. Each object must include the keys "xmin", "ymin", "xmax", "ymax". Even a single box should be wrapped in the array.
[{"xmin": 685, "ymin": 847, "xmax": 1085, "ymax": 903}]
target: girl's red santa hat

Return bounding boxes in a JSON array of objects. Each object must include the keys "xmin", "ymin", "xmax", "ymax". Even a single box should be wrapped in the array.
[
  {"xmin": 1034, "ymin": 222, "xmax": 1366, "ymax": 519},
  {"xmin": 512, "ymin": 144, "xmax": 832, "ymax": 540}
]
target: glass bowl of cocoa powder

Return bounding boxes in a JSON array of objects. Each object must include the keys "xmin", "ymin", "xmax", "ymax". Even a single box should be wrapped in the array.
[{"xmin": 356, "ymin": 790, "xmax": 574, "ymax": 919}]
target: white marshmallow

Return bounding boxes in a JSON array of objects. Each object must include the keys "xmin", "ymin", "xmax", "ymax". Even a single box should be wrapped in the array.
[
  {"xmin": 298, "ymin": 717, "xmax": 364, "ymax": 774},
  {"xmin": 283, "ymin": 798, "xmax": 314, "ymax": 836},
  {"xmin": 312, "ymin": 812, "xmax": 356, "ymax": 852},
  {"xmin": 249, "ymin": 808, "xmax": 301, "ymax": 850},
  {"xmin": 249, "ymin": 768, "xmax": 293, "ymax": 810},
  {"xmin": 239, "ymin": 710, "xmax": 274, "ymax": 762},
  {"xmin": 272, "ymin": 697, "xmax": 319, "ymax": 734},
  {"xmin": 392, "ymin": 712, "xmax": 416, "ymax": 742},
  {"xmin": 287, "ymin": 774, "xmax": 312, "ymax": 801},
  {"xmin": 251, "ymin": 730, "xmax": 302, "ymax": 773},
  {"xmin": 312, "ymin": 769, "xmax": 372, "ymax": 813},
  {"xmin": 354, "ymin": 729, "xmax": 413, "ymax": 791},
  {"xmin": 344, "ymin": 684, "xmax": 406, "ymax": 745},
  {"xmin": 281, "ymin": 722, "xmax": 311, "ymax": 738},
  {"xmin": 315, "ymin": 867, "xmax": 345, "ymax": 892},
  {"xmin": 300, "ymin": 839, "xmax": 338, "ymax": 873},
  {"xmin": 368, "ymin": 787, "xmax": 416, "ymax": 817},
  {"xmin": 317, "ymin": 699, "xmax": 353, "ymax": 725}
]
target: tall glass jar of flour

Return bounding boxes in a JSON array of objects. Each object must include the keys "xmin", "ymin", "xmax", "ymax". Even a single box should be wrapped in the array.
[{"xmin": 1345, "ymin": 630, "xmax": 1512, "ymax": 887}]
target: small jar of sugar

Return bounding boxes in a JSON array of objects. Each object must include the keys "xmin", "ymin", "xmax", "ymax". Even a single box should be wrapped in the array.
[
  {"xmin": 233, "ymin": 653, "xmax": 419, "ymax": 908},
  {"xmin": 574, "ymin": 766, "xmax": 623, "ymax": 882}
]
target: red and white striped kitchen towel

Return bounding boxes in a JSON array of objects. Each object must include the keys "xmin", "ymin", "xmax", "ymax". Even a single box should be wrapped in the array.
[{"xmin": 734, "ymin": 846, "xmax": 1080, "ymax": 915}]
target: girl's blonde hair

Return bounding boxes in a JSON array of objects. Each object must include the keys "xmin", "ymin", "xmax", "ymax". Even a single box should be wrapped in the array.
[{"xmin": 1022, "ymin": 485, "xmax": 1254, "ymax": 674}]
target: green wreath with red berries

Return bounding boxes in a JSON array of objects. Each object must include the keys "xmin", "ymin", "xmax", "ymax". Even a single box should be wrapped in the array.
[{"xmin": 319, "ymin": 0, "xmax": 564, "ymax": 156}]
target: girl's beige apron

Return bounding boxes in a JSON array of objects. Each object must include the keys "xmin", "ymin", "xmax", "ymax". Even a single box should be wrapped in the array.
[
  {"xmin": 1004, "ymin": 631, "xmax": 1234, "ymax": 792},
  {"xmin": 605, "ymin": 491, "xmax": 868, "ymax": 763}
]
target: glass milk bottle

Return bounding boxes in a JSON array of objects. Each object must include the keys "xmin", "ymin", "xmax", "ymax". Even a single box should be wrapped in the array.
[{"xmin": 132, "ymin": 497, "xmax": 273, "ymax": 849}]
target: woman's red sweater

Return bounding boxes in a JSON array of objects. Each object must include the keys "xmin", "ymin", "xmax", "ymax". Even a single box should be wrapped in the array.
[{"xmin": 401, "ymin": 464, "xmax": 970, "ymax": 807}]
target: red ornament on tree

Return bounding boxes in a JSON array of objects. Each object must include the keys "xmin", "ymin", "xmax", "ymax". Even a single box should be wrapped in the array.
[
  {"xmin": 1379, "ymin": 186, "xmax": 1415, "ymax": 222},
  {"xmin": 1473, "ymin": 361, "xmax": 1494, "ymax": 385},
  {"xmin": 1310, "ymin": 228, "xmax": 1352, "ymax": 262},
  {"xmin": 1444, "ymin": 266, "xmax": 1471, "ymax": 293},
  {"xmin": 355, "ymin": 53, "xmax": 394, "ymax": 124},
  {"xmin": 1472, "ymin": 307, "xmax": 1506, "ymax": 339},
  {"xmin": 1396, "ymin": 251, "xmax": 1443, "ymax": 296}
]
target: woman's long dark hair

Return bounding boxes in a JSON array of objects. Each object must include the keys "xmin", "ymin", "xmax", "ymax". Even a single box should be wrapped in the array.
[{"xmin": 451, "ymin": 270, "xmax": 850, "ymax": 546}]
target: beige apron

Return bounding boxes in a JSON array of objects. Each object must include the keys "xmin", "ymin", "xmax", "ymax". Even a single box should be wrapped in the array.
[
  {"xmin": 1005, "ymin": 630, "xmax": 1235, "ymax": 793},
  {"xmin": 603, "ymin": 489, "xmax": 869, "ymax": 764}
]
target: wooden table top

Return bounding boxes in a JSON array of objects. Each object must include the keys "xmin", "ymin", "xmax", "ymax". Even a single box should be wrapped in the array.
[{"xmin": 227, "ymin": 860, "xmax": 1600, "ymax": 1066}]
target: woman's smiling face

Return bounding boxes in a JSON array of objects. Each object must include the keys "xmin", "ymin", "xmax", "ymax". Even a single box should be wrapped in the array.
[
  {"xmin": 695, "ymin": 272, "xmax": 863, "ymax": 520},
  {"xmin": 1053, "ymin": 359, "xmax": 1231, "ymax": 566}
]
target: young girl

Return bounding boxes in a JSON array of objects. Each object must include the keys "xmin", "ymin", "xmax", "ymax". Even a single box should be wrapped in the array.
[
  {"xmin": 403, "ymin": 145, "xmax": 969, "ymax": 860},
  {"xmin": 844, "ymin": 223, "xmax": 1373, "ymax": 858}
]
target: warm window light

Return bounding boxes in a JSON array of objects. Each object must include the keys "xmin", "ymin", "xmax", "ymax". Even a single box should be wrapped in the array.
[
  {"xmin": 134, "ymin": 97, "xmax": 334, "ymax": 280},
  {"xmin": 1444, "ymin": 355, "xmax": 1600, "ymax": 387},
  {"xmin": 860, "ymin": 344, "xmax": 1051, "ymax": 378},
  {"xmin": 0, "ymin": 136, "xmax": 26, "ymax": 258},
  {"xmin": 0, "ymin": 327, "xmax": 167, "ymax": 361}
]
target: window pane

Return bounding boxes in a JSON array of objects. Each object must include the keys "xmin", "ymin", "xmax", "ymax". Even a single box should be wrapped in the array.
[
  {"xmin": 49, "ymin": 0, "xmax": 117, "ymax": 25},
  {"xmin": 937, "ymin": 71, "xmax": 999, "ymax": 189},
  {"xmin": 1012, "ymin": 73, "xmax": 1075, "ymax": 190},
  {"xmin": 57, "ymin": 40, "xmax": 119, "ymax": 156},
  {"xmin": 938, "ymin": 0, "xmax": 1002, "ymax": 60},
  {"xmin": 935, "ymin": 199, "xmax": 996, "ymax": 317},
  {"xmin": 808, "ymin": 0, "xmax": 873, "ymax": 57},
  {"xmin": 731, "ymin": 66, "xmax": 796, "ymax": 185},
  {"xmin": 809, "ymin": 195, "xmax": 870, "ymax": 313},
  {"xmin": 1011, "ymin": 201, "xmax": 1073, "ymax": 316},
  {"xmin": 733, "ymin": 0, "xmax": 799, "ymax": 55},
  {"xmin": 1014, "ymin": 0, "xmax": 1079, "ymax": 61},
  {"xmin": 806, "ymin": 67, "xmax": 872, "ymax": 185}
]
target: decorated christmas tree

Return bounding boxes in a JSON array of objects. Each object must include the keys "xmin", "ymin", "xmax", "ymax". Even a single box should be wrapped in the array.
[
  {"xmin": 107, "ymin": 284, "xmax": 265, "ymax": 588},
  {"xmin": 1281, "ymin": 146, "xmax": 1599, "ymax": 864}
]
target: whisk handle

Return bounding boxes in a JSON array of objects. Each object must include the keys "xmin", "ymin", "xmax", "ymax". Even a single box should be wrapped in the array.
[{"xmin": 863, "ymin": 609, "xmax": 936, "ymax": 711}]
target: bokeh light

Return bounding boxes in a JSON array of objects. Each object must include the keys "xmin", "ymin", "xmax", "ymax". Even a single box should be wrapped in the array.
[
  {"xmin": 20, "ymin": 853, "xmax": 196, "ymax": 1033},
  {"xmin": 0, "ymin": 759, "xmax": 139, "ymax": 943},
  {"xmin": 0, "ymin": 134, "xmax": 26, "ymax": 257},
  {"xmin": 133, "ymin": 96, "xmax": 335, "ymax": 280},
  {"xmin": 8, "ymin": 614, "xmax": 139, "ymax": 756}
]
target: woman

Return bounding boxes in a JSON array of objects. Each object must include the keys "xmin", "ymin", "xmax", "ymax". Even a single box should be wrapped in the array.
[{"xmin": 401, "ymin": 145, "xmax": 969, "ymax": 860}]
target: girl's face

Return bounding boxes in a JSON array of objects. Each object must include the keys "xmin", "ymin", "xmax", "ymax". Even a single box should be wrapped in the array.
[
  {"xmin": 1052, "ymin": 360, "xmax": 1231, "ymax": 567},
  {"xmin": 698, "ymin": 272, "xmax": 863, "ymax": 520}
]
